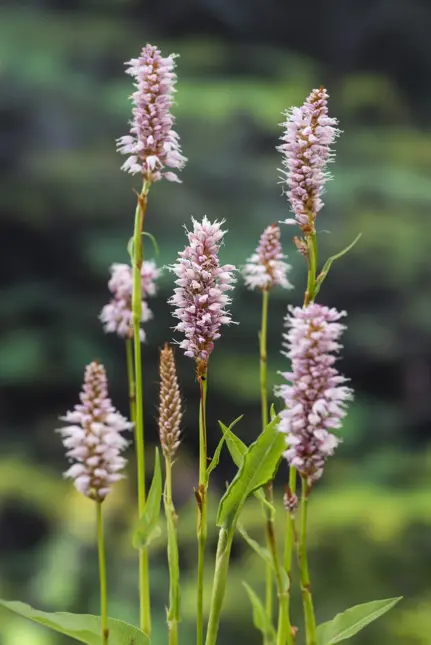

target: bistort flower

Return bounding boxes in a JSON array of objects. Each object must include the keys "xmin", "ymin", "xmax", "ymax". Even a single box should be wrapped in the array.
[
  {"xmin": 275, "ymin": 304, "xmax": 353, "ymax": 485},
  {"xmin": 100, "ymin": 261, "xmax": 160, "ymax": 341},
  {"xmin": 159, "ymin": 343, "xmax": 182, "ymax": 460},
  {"xmin": 242, "ymin": 224, "xmax": 293, "ymax": 291},
  {"xmin": 277, "ymin": 87, "xmax": 340, "ymax": 232},
  {"xmin": 57, "ymin": 362, "xmax": 132, "ymax": 501},
  {"xmin": 117, "ymin": 43, "xmax": 187, "ymax": 182},
  {"xmin": 169, "ymin": 216, "xmax": 236, "ymax": 363}
]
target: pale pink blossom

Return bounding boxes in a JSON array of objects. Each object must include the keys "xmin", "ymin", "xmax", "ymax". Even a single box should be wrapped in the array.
[
  {"xmin": 117, "ymin": 44, "xmax": 187, "ymax": 182},
  {"xmin": 275, "ymin": 303, "xmax": 353, "ymax": 485},
  {"xmin": 242, "ymin": 224, "xmax": 293, "ymax": 291},
  {"xmin": 57, "ymin": 362, "xmax": 132, "ymax": 501}
]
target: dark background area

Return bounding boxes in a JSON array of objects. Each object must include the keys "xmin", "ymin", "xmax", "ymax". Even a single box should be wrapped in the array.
[{"xmin": 1, "ymin": 1, "xmax": 431, "ymax": 643}]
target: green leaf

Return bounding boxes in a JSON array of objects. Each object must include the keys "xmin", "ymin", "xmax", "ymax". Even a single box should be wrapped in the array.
[
  {"xmin": 269, "ymin": 404, "xmax": 277, "ymax": 421},
  {"xmin": 316, "ymin": 597, "xmax": 402, "ymax": 645},
  {"xmin": 0, "ymin": 600, "xmax": 149, "ymax": 645},
  {"xmin": 238, "ymin": 525, "xmax": 289, "ymax": 591},
  {"xmin": 242, "ymin": 583, "xmax": 276, "ymax": 643},
  {"xmin": 314, "ymin": 233, "xmax": 362, "ymax": 297},
  {"xmin": 218, "ymin": 419, "xmax": 267, "ymax": 507},
  {"xmin": 142, "ymin": 231, "xmax": 159, "ymax": 257},
  {"xmin": 208, "ymin": 416, "xmax": 243, "ymax": 477},
  {"xmin": 217, "ymin": 416, "xmax": 284, "ymax": 530},
  {"xmin": 133, "ymin": 448, "xmax": 162, "ymax": 549},
  {"xmin": 238, "ymin": 524, "xmax": 273, "ymax": 570}
]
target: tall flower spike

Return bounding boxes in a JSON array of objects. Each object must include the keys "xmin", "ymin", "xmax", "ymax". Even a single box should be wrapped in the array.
[
  {"xmin": 57, "ymin": 362, "xmax": 132, "ymax": 501},
  {"xmin": 169, "ymin": 216, "xmax": 236, "ymax": 364},
  {"xmin": 159, "ymin": 344, "xmax": 182, "ymax": 460},
  {"xmin": 117, "ymin": 43, "xmax": 187, "ymax": 182},
  {"xmin": 277, "ymin": 87, "xmax": 340, "ymax": 232},
  {"xmin": 242, "ymin": 224, "xmax": 293, "ymax": 291},
  {"xmin": 100, "ymin": 261, "xmax": 160, "ymax": 341},
  {"xmin": 275, "ymin": 304, "xmax": 353, "ymax": 485}
]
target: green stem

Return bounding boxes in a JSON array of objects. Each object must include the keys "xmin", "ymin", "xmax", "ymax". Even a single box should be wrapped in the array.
[
  {"xmin": 96, "ymin": 502, "xmax": 109, "ymax": 645},
  {"xmin": 297, "ymin": 479, "xmax": 317, "ymax": 645},
  {"xmin": 305, "ymin": 232, "xmax": 318, "ymax": 306},
  {"xmin": 132, "ymin": 180, "xmax": 151, "ymax": 636},
  {"xmin": 165, "ymin": 456, "xmax": 180, "ymax": 645},
  {"xmin": 278, "ymin": 467, "xmax": 297, "ymax": 645},
  {"xmin": 125, "ymin": 337, "xmax": 136, "ymax": 424},
  {"xmin": 204, "ymin": 528, "xmax": 234, "ymax": 645},
  {"xmin": 260, "ymin": 289, "xmax": 269, "ymax": 431},
  {"xmin": 197, "ymin": 368, "xmax": 208, "ymax": 645},
  {"xmin": 259, "ymin": 289, "xmax": 274, "ymax": 641}
]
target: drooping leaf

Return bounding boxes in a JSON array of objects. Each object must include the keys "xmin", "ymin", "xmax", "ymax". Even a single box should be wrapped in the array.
[
  {"xmin": 238, "ymin": 524, "xmax": 273, "ymax": 570},
  {"xmin": 208, "ymin": 416, "xmax": 242, "ymax": 478},
  {"xmin": 314, "ymin": 233, "xmax": 362, "ymax": 297},
  {"xmin": 238, "ymin": 525, "xmax": 289, "ymax": 591},
  {"xmin": 316, "ymin": 597, "xmax": 402, "ymax": 645},
  {"xmin": 0, "ymin": 600, "xmax": 149, "ymax": 645},
  {"xmin": 217, "ymin": 416, "xmax": 284, "ymax": 530},
  {"xmin": 242, "ymin": 583, "xmax": 276, "ymax": 643},
  {"xmin": 142, "ymin": 231, "xmax": 159, "ymax": 257},
  {"xmin": 133, "ymin": 447, "xmax": 162, "ymax": 549}
]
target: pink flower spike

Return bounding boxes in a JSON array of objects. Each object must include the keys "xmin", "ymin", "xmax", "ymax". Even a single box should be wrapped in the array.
[
  {"xmin": 169, "ymin": 216, "xmax": 237, "ymax": 363},
  {"xmin": 57, "ymin": 362, "xmax": 132, "ymax": 501},
  {"xmin": 275, "ymin": 303, "xmax": 353, "ymax": 485},
  {"xmin": 277, "ymin": 87, "xmax": 340, "ymax": 232},
  {"xmin": 242, "ymin": 224, "xmax": 293, "ymax": 292},
  {"xmin": 100, "ymin": 260, "xmax": 161, "ymax": 341},
  {"xmin": 117, "ymin": 44, "xmax": 187, "ymax": 183}
]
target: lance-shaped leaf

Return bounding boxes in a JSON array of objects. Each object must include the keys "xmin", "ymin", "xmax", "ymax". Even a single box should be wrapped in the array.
[
  {"xmin": 0, "ymin": 600, "xmax": 150, "ymax": 645},
  {"xmin": 207, "ymin": 416, "xmax": 243, "ymax": 478},
  {"xmin": 218, "ymin": 419, "xmax": 269, "ymax": 509},
  {"xmin": 238, "ymin": 525, "xmax": 289, "ymax": 591},
  {"xmin": 314, "ymin": 233, "xmax": 362, "ymax": 298},
  {"xmin": 316, "ymin": 597, "xmax": 402, "ymax": 645},
  {"xmin": 243, "ymin": 583, "xmax": 276, "ymax": 644},
  {"xmin": 133, "ymin": 447, "xmax": 162, "ymax": 549},
  {"xmin": 217, "ymin": 416, "xmax": 284, "ymax": 530}
]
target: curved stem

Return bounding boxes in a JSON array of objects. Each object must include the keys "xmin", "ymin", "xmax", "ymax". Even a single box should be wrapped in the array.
[
  {"xmin": 165, "ymin": 456, "xmax": 180, "ymax": 645},
  {"xmin": 197, "ymin": 368, "xmax": 208, "ymax": 645},
  {"xmin": 96, "ymin": 502, "xmax": 109, "ymax": 645},
  {"xmin": 297, "ymin": 480, "xmax": 317, "ymax": 645},
  {"xmin": 125, "ymin": 337, "xmax": 136, "ymax": 424},
  {"xmin": 132, "ymin": 180, "xmax": 151, "ymax": 635}
]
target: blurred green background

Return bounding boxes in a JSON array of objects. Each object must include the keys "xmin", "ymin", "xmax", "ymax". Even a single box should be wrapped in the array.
[{"xmin": 1, "ymin": 1, "xmax": 431, "ymax": 643}]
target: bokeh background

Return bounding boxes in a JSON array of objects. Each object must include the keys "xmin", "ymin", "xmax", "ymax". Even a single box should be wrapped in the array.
[{"xmin": 1, "ymin": 1, "xmax": 431, "ymax": 643}]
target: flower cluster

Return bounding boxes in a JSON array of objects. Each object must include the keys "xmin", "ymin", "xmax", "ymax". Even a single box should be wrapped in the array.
[
  {"xmin": 169, "ymin": 216, "xmax": 236, "ymax": 363},
  {"xmin": 100, "ymin": 261, "xmax": 160, "ymax": 341},
  {"xmin": 57, "ymin": 362, "xmax": 132, "ymax": 501},
  {"xmin": 242, "ymin": 224, "xmax": 292, "ymax": 291},
  {"xmin": 276, "ymin": 304, "xmax": 353, "ymax": 485},
  {"xmin": 117, "ymin": 44, "xmax": 187, "ymax": 182},
  {"xmin": 277, "ymin": 87, "xmax": 340, "ymax": 231},
  {"xmin": 158, "ymin": 344, "xmax": 182, "ymax": 460}
]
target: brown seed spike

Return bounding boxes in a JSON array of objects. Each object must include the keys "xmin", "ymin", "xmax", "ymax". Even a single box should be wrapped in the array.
[{"xmin": 159, "ymin": 343, "xmax": 182, "ymax": 460}]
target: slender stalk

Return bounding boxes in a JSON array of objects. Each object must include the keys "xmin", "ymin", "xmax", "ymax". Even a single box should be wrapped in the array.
[
  {"xmin": 165, "ymin": 456, "xmax": 180, "ymax": 645},
  {"xmin": 297, "ymin": 479, "xmax": 317, "ymax": 645},
  {"xmin": 96, "ymin": 502, "xmax": 109, "ymax": 645},
  {"xmin": 260, "ymin": 289, "xmax": 269, "ymax": 430},
  {"xmin": 277, "ymin": 467, "xmax": 297, "ymax": 645},
  {"xmin": 305, "ymin": 232, "xmax": 318, "ymax": 306},
  {"xmin": 197, "ymin": 368, "xmax": 208, "ymax": 645},
  {"xmin": 132, "ymin": 180, "xmax": 151, "ymax": 635},
  {"xmin": 260, "ymin": 288, "xmax": 279, "ymax": 642},
  {"xmin": 204, "ymin": 528, "xmax": 234, "ymax": 645},
  {"xmin": 125, "ymin": 337, "xmax": 136, "ymax": 424}
]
